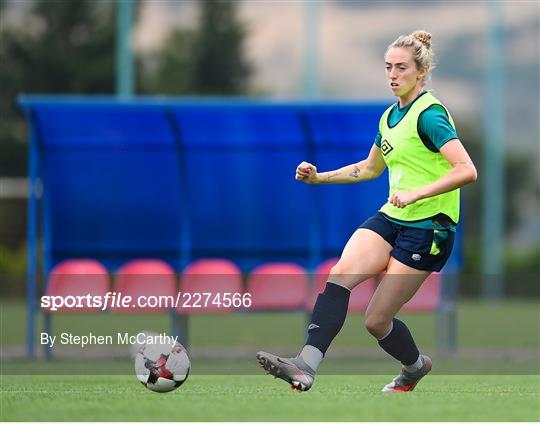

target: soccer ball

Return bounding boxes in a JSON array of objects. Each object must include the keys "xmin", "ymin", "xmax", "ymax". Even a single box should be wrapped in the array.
[{"xmin": 134, "ymin": 338, "xmax": 190, "ymax": 393}]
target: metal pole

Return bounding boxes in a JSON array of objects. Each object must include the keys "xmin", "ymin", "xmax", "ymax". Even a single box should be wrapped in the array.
[
  {"xmin": 481, "ymin": 1, "xmax": 505, "ymax": 300},
  {"xmin": 302, "ymin": 1, "xmax": 321, "ymax": 98},
  {"xmin": 301, "ymin": 2, "xmax": 322, "ymax": 269},
  {"xmin": 26, "ymin": 112, "xmax": 38, "ymax": 357},
  {"xmin": 116, "ymin": 0, "xmax": 135, "ymax": 97},
  {"xmin": 437, "ymin": 272, "xmax": 458, "ymax": 355}
]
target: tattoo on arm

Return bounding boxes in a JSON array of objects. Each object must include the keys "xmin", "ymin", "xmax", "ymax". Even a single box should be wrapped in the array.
[
  {"xmin": 326, "ymin": 171, "xmax": 341, "ymax": 181},
  {"xmin": 349, "ymin": 166, "xmax": 361, "ymax": 178}
]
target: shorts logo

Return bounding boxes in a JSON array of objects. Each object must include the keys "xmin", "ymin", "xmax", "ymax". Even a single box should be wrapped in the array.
[
  {"xmin": 381, "ymin": 139, "xmax": 394, "ymax": 156},
  {"xmin": 412, "ymin": 253, "xmax": 422, "ymax": 261}
]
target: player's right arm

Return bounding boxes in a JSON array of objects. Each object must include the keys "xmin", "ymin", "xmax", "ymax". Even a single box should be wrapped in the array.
[{"xmin": 295, "ymin": 144, "xmax": 386, "ymax": 185}]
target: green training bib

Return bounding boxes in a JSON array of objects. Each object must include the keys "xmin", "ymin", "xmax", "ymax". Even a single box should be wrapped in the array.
[{"xmin": 378, "ymin": 92, "xmax": 460, "ymax": 223}]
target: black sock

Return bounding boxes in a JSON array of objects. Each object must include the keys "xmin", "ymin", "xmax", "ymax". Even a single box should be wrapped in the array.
[
  {"xmin": 377, "ymin": 318, "xmax": 420, "ymax": 366},
  {"xmin": 305, "ymin": 282, "xmax": 350, "ymax": 355}
]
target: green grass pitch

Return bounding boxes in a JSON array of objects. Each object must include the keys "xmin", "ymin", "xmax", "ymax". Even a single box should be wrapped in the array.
[{"xmin": 1, "ymin": 374, "xmax": 539, "ymax": 421}]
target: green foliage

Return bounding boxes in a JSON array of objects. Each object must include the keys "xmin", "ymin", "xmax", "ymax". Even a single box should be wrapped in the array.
[
  {"xmin": 457, "ymin": 119, "xmax": 540, "ymax": 239},
  {"xmin": 461, "ymin": 241, "xmax": 539, "ymax": 297},
  {"xmin": 144, "ymin": 0, "xmax": 252, "ymax": 95},
  {"xmin": 4, "ymin": 0, "xmax": 116, "ymax": 94},
  {"xmin": 456, "ymin": 118, "xmax": 539, "ymax": 296},
  {"xmin": 191, "ymin": 0, "xmax": 252, "ymax": 94},
  {"xmin": 0, "ymin": 0, "xmax": 120, "ymax": 177},
  {"xmin": 0, "ymin": 243, "xmax": 26, "ymax": 276},
  {"xmin": 0, "ymin": 243, "xmax": 27, "ymax": 296},
  {"xmin": 142, "ymin": 28, "xmax": 196, "ymax": 95},
  {"xmin": 506, "ymin": 245, "xmax": 540, "ymax": 274}
]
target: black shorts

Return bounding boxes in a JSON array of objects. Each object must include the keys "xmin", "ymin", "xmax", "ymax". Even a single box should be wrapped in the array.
[{"xmin": 359, "ymin": 212, "xmax": 455, "ymax": 272}]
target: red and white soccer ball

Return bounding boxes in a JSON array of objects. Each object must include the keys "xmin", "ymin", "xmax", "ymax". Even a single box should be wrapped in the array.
[{"xmin": 134, "ymin": 337, "xmax": 190, "ymax": 393}]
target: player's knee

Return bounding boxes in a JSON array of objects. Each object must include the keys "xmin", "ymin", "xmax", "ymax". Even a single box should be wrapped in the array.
[
  {"xmin": 364, "ymin": 314, "xmax": 391, "ymax": 338},
  {"xmin": 330, "ymin": 261, "xmax": 362, "ymax": 279},
  {"xmin": 328, "ymin": 262, "xmax": 356, "ymax": 289},
  {"xmin": 329, "ymin": 262, "xmax": 373, "ymax": 290},
  {"xmin": 329, "ymin": 262, "xmax": 344, "ymax": 277}
]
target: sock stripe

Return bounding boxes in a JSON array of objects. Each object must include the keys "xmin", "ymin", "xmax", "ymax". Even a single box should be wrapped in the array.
[{"xmin": 377, "ymin": 321, "xmax": 394, "ymax": 341}]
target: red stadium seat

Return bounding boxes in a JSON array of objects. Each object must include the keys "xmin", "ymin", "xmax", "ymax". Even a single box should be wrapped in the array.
[
  {"xmin": 401, "ymin": 272, "xmax": 441, "ymax": 312},
  {"xmin": 111, "ymin": 259, "xmax": 176, "ymax": 313},
  {"xmin": 247, "ymin": 262, "xmax": 309, "ymax": 310},
  {"xmin": 44, "ymin": 259, "xmax": 109, "ymax": 313},
  {"xmin": 178, "ymin": 259, "xmax": 243, "ymax": 314},
  {"xmin": 307, "ymin": 258, "xmax": 376, "ymax": 313}
]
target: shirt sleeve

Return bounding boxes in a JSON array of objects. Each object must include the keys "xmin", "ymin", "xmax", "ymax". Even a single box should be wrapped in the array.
[
  {"xmin": 418, "ymin": 104, "xmax": 459, "ymax": 151},
  {"xmin": 374, "ymin": 131, "xmax": 382, "ymax": 148}
]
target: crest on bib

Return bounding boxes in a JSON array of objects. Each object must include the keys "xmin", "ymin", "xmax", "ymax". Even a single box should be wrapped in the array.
[{"xmin": 381, "ymin": 139, "xmax": 394, "ymax": 156}]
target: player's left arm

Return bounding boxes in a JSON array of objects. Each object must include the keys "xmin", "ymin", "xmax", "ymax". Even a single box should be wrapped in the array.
[
  {"xmin": 417, "ymin": 138, "xmax": 477, "ymax": 196},
  {"xmin": 389, "ymin": 139, "xmax": 477, "ymax": 208}
]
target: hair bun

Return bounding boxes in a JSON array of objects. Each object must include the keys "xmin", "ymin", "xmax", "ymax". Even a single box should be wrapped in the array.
[{"xmin": 412, "ymin": 30, "xmax": 432, "ymax": 49}]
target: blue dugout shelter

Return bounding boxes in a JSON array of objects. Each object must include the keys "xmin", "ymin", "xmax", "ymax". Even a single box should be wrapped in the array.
[{"xmin": 19, "ymin": 96, "xmax": 462, "ymax": 357}]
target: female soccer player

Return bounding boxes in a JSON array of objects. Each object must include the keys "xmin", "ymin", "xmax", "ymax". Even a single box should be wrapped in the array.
[{"xmin": 257, "ymin": 30, "xmax": 477, "ymax": 392}]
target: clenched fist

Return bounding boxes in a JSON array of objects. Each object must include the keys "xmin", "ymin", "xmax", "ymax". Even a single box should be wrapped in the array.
[
  {"xmin": 388, "ymin": 190, "xmax": 421, "ymax": 208},
  {"xmin": 295, "ymin": 161, "xmax": 318, "ymax": 184}
]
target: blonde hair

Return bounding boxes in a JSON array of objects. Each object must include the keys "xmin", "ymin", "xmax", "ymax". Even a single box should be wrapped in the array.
[{"xmin": 388, "ymin": 30, "xmax": 435, "ymax": 85}]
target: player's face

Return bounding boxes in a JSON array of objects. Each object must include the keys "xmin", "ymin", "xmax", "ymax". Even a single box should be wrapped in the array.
[{"xmin": 385, "ymin": 47, "xmax": 426, "ymax": 99}]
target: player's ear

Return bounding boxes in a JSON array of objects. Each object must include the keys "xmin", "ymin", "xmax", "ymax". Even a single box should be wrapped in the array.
[{"xmin": 418, "ymin": 66, "xmax": 428, "ymax": 80}]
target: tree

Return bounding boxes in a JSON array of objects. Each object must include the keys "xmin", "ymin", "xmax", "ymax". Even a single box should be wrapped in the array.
[
  {"xmin": 145, "ymin": 0, "xmax": 252, "ymax": 95},
  {"xmin": 191, "ymin": 0, "xmax": 251, "ymax": 94},
  {"xmin": 0, "ymin": 0, "xmax": 120, "ymax": 175},
  {"xmin": 141, "ymin": 28, "xmax": 195, "ymax": 95}
]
